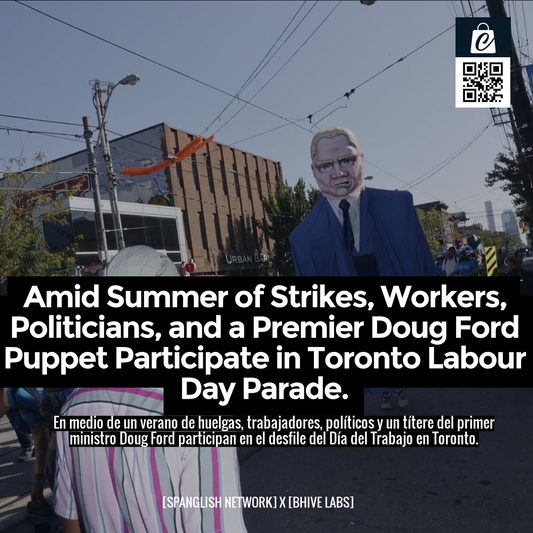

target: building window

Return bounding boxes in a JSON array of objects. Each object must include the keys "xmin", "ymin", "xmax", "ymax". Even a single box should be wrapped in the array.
[
  {"xmin": 233, "ymin": 163, "xmax": 240, "ymax": 198},
  {"xmin": 213, "ymin": 213, "xmax": 223, "ymax": 250},
  {"xmin": 58, "ymin": 211, "xmax": 183, "ymax": 261},
  {"xmin": 182, "ymin": 213, "xmax": 191, "ymax": 250},
  {"xmin": 265, "ymin": 171, "xmax": 271, "ymax": 194},
  {"xmin": 198, "ymin": 211, "xmax": 207, "ymax": 249},
  {"xmin": 263, "ymin": 208, "xmax": 271, "ymax": 251},
  {"xmin": 252, "ymin": 218, "xmax": 260, "ymax": 250},
  {"xmin": 244, "ymin": 166, "xmax": 252, "ymax": 199},
  {"xmin": 240, "ymin": 216, "xmax": 248, "ymax": 250},
  {"xmin": 220, "ymin": 160, "xmax": 228, "ymax": 196},
  {"xmin": 255, "ymin": 168, "xmax": 262, "ymax": 198},
  {"xmin": 205, "ymin": 154, "xmax": 215, "ymax": 194},
  {"xmin": 176, "ymin": 162, "xmax": 184, "ymax": 188},
  {"xmin": 191, "ymin": 153, "xmax": 200, "ymax": 190},
  {"xmin": 121, "ymin": 214, "xmax": 145, "ymax": 246},
  {"xmin": 227, "ymin": 214, "xmax": 235, "ymax": 250}
]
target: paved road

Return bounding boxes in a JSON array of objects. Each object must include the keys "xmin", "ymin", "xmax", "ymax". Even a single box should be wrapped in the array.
[
  {"xmin": 2, "ymin": 388, "xmax": 532, "ymax": 532},
  {"xmin": 238, "ymin": 388, "xmax": 533, "ymax": 533}
]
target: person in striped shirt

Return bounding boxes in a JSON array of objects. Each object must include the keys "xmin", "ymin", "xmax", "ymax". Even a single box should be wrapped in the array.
[{"xmin": 54, "ymin": 388, "xmax": 248, "ymax": 533}]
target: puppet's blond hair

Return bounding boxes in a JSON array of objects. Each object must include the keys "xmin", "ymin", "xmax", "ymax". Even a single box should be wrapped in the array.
[{"xmin": 310, "ymin": 126, "xmax": 359, "ymax": 160}]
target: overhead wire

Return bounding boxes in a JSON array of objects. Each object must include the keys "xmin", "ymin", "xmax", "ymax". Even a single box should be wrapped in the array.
[
  {"xmin": 449, "ymin": 1, "xmax": 459, "ymax": 19},
  {"xmin": 0, "ymin": 113, "xmax": 84, "ymax": 128},
  {"xmin": 403, "ymin": 121, "xmax": 492, "ymax": 191},
  {"xmin": 308, "ymin": 12, "xmax": 483, "ymax": 123},
  {"xmin": 0, "ymin": 114, "xmax": 269, "ymax": 184},
  {"xmin": 512, "ymin": 1, "xmax": 523, "ymax": 60},
  {"xmin": 14, "ymin": 0, "xmax": 475, "ymax": 147},
  {"xmin": 201, "ymin": 0, "xmax": 313, "ymax": 134},
  {"xmin": 521, "ymin": 0, "xmax": 530, "ymax": 60},
  {"xmin": 210, "ymin": 1, "xmax": 343, "ymax": 137},
  {"xmin": 0, "ymin": 125, "xmax": 81, "ymax": 138},
  {"xmin": 230, "ymin": 12, "xmax": 473, "ymax": 147},
  {"xmin": 234, "ymin": 3, "xmax": 487, "ymax": 145},
  {"xmin": 0, "ymin": 124, "xmax": 86, "ymax": 148},
  {"xmin": 467, "ymin": 0, "xmax": 476, "ymax": 18},
  {"xmin": 2, "ymin": 135, "xmax": 281, "ymax": 207},
  {"xmin": 13, "ymin": 0, "xmax": 312, "ymax": 135},
  {"xmin": 9, "ymin": 0, "xmax": 500, "ymax": 215}
]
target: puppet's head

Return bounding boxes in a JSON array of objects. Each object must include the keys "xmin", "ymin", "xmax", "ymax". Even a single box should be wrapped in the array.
[{"xmin": 310, "ymin": 126, "xmax": 365, "ymax": 199}]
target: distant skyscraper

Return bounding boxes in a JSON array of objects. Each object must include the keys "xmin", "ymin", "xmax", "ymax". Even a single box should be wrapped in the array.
[
  {"xmin": 501, "ymin": 209, "xmax": 520, "ymax": 236},
  {"xmin": 485, "ymin": 201, "xmax": 496, "ymax": 232}
]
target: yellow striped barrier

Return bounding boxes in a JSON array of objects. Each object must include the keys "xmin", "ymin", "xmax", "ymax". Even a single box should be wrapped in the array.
[{"xmin": 485, "ymin": 246, "xmax": 497, "ymax": 277}]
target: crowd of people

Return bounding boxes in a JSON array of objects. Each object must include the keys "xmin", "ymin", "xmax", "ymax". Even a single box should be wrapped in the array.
[
  {"xmin": 434, "ymin": 245, "xmax": 532, "ymax": 279},
  {"xmin": 435, "ymin": 246, "xmax": 482, "ymax": 277},
  {"xmin": 2, "ymin": 124, "xmax": 532, "ymax": 531}
]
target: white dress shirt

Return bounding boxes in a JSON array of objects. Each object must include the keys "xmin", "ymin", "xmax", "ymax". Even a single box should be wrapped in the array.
[{"xmin": 326, "ymin": 191, "xmax": 362, "ymax": 252}]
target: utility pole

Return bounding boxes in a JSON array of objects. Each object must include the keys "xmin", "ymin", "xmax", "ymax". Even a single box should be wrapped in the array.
[
  {"xmin": 82, "ymin": 116, "xmax": 109, "ymax": 266},
  {"xmin": 93, "ymin": 81, "xmax": 126, "ymax": 251},
  {"xmin": 486, "ymin": 1, "xmax": 533, "ymax": 162},
  {"xmin": 486, "ymin": 0, "xmax": 533, "ymax": 232}
]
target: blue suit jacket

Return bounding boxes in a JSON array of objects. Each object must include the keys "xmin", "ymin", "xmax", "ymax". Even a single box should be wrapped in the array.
[{"xmin": 289, "ymin": 188, "xmax": 435, "ymax": 276}]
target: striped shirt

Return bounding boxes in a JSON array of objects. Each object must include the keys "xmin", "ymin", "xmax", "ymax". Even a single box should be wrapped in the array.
[{"xmin": 54, "ymin": 388, "xmax": 248, "ymax": 533}]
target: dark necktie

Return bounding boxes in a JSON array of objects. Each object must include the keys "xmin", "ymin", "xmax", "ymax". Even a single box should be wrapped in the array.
[{"xmin": 339, "ymin": 199, "xmax": 355, "ymax": 253}]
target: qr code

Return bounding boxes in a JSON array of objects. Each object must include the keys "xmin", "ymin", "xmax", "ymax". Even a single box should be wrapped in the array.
[
  {"xmin": 456, "ymin": 58, "xmax": 510, "ymax": 108},
  {"xmin": 462, "ymin": 61, "xmax": 503, "ymax": 102}
]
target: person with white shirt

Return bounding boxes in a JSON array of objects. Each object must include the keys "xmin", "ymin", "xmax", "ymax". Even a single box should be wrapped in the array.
[
  {"xmin": 289, "ymin": 126, "xmax": 435, "ymax": 276},
  {"xmin": 442, "ymin": 246, "xmax": 458, "ymax": 277}
]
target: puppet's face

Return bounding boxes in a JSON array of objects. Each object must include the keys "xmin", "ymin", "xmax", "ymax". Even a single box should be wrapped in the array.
[{"xmin": 311, "ymin": 135, "xmax": 364, "ymax": 199}]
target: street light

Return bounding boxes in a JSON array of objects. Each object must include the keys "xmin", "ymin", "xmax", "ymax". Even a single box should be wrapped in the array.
[
  {"xmin": 90, "ymin": 74, "xmax": 140, "ymax": 251},
  {"xmin": 116, "ymin": 74, "xmax": 140, "ymax": 87}
]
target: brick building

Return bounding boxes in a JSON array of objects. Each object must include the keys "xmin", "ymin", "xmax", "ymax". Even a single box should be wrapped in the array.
[
  {"xmin": 164, "ymin": 125, "xmax": 281, "ymax": 276},
  {"xmin": 15, "ymin": 123, "xmax": 283, "ymax": 276}
]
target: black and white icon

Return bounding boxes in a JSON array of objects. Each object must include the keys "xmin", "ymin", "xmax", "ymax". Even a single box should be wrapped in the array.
[{"xmin": 470, "ymin": 23, "xmax": 496, "ymax": 54}]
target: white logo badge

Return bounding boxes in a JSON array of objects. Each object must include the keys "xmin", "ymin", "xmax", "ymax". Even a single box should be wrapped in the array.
[{"xmin": 471, "ymin": 23, "xmax": 496, "ymax": 54}]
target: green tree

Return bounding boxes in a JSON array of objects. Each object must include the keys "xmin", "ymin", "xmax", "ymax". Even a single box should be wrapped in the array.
[
  {"xmin": 0, "ymin": 153, "xmax": 79, "ymax": 288},
  {"xmin": 485, "ymin": 148, "xmax": 533, "ymax": 230},
  {"xmin": 257, "ymin": 178, "xmax": 318, "ymax": 276},
  {"xmin": 416, "ymin": 207, "xmax": 443, "ymax": 257},
  {"xmin": 475, "ymin": 229, "xmax": 523, "ymax": 251}
]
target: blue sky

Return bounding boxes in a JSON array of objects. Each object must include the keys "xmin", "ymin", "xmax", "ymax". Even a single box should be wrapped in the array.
[{"xmin": 2, "ymin": 1, "xmax": 532, "ymax": 234}]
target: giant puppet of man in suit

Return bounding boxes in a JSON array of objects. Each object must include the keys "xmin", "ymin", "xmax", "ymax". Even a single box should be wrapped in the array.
[{"xmin": 289, "ymin": 126, "xmax": 435, "ymax": 276}]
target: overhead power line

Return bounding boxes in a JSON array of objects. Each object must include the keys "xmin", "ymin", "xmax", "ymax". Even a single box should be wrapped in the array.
[
  {"xmin": 231, "ymin": 5, "xmax": 485, "ymax": 146},
  {"xmin": 9, "ymin": 0, "xmax": 497, "ymax": 213},
  {"xmin": 209, "ymin": 1, "xmax": 343, "ymax": 137},
  {"xmin": 14, "ymin": 0, "xmax": 311, "ymax": 135},
  {"xmin": 202, "ymin": 0, "xmax": 313, "ymax": 134},
  {"xmin": 403, "ymin": 121, "xmax": 492, "ymax": 191},
  {"xmin": 0, "ymin": 113, "xmax": 84, "ymax": 128},
  {"xmin": 0, "ymin": 125, "xmax": 82, "ymax": 138}
]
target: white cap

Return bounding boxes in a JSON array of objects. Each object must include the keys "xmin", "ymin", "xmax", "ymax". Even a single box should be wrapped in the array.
[{"xmin": 105, "ymin": 246, "xmax": 180, "ymax": 276}]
